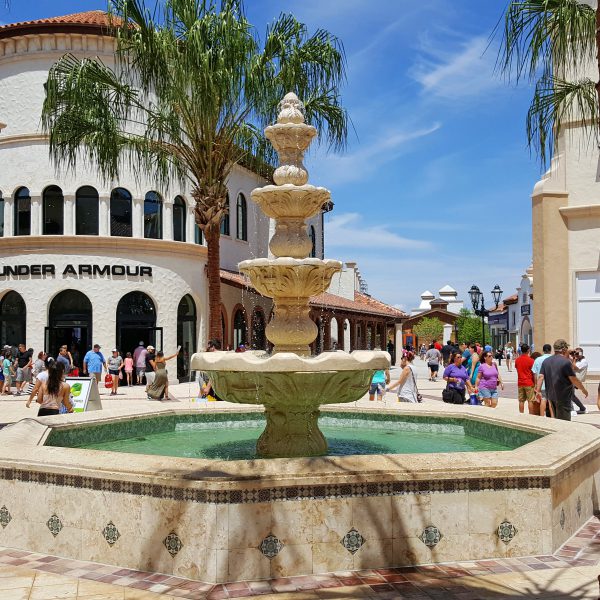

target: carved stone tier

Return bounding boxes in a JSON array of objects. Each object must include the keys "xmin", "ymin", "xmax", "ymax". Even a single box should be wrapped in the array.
[
  {"xmin": 251, "ymin": 185, "xmax": 331, "ymax": 258},
  {"xmin": 239, "ymin": 258, "xmax": 342, "ymax": 355},
  {"xmin": 190, "ymin": 351, "xmax": 390, "ymax": 457}
]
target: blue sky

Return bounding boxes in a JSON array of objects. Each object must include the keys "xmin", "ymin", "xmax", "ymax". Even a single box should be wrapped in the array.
[{"xmin": 1, "ymin": 0, "xmax": 541, "ymax": 311}]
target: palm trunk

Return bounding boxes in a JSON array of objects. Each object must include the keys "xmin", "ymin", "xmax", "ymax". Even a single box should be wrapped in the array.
[
  {"xmin": 596, "ymin": 5, "xmax": 600, "ymax": 111},
  {"xmin": 205, "ymin": 225, "xmax": 223, "ymax": 345}
]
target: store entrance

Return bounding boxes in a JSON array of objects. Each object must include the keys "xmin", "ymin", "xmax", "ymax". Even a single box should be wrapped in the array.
[
  {"xmin": 47, "ymin": 290, "xmax": 92, "ymax": 369},
  {"xmin": 116, "ymin": 292, "xmax": 159, "ymax": 356}
]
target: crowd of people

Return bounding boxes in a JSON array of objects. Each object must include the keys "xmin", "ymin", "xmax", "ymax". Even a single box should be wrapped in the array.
[{"xmin": 370, "ymin": 337, "xmax": 597, "ymax": 422}]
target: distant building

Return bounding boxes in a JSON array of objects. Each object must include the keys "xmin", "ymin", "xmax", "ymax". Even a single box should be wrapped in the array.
[
  {"xmin": 503, "ymin": 266, "xmax": 534, "ymax": 349},
  {"xmin": 402, "ymin": 298, "xmax": 460, "ymax": 349},
  {"xmin": 411, "ymin": 285, "xmax": 464, "ymax": 316}
]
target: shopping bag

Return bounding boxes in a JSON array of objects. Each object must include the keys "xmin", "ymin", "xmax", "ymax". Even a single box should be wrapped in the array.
[{"xmin": 104, "ymin": 373, "xmax": 113, "ymax": 389}]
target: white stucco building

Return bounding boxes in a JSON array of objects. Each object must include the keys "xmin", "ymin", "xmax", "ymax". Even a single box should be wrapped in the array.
[{"xmin": 410, "ymin": 285, "xmax": 463, "ymax": 316}]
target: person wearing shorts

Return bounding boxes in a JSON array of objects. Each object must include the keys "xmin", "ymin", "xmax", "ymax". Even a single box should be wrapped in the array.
[
  {"xmin": 475, "ymin": 351, "xmax": 503, "ymax": 408},
  {"xmin": 369, "ymin": 368, "xmax": 389, "ymax": 402},
  {"xmin": 424, "ymin": 344, "xmax": 442, "ymax": 381},
  {"xmin": 515, "ymin": 344, "xmax": 536, "ymax": 414}
]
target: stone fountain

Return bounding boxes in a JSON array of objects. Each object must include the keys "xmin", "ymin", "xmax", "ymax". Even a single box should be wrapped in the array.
[{"xmin": 191, "ymin": 93, "xmax": 389, "ymax": 458}]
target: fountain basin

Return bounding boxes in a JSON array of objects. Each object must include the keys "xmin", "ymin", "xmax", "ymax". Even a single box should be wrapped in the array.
[{"xmin": 0, "ymin": 404, "xmax": 599, "ymax": 583}]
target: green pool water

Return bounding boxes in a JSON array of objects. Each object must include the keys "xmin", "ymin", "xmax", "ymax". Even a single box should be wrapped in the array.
[{"xmin": 70, "ymin": 414, "xmax": 526, "ymax": 460}]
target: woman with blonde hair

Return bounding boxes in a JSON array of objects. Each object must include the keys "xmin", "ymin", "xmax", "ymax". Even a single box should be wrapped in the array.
[{"xmin": 386, "ymin": 351, "xmax": 421, "ymax": 403}]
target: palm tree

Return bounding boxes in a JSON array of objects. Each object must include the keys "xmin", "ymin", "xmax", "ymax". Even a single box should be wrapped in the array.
[
  {"xmin": 42, "ymin": 0, "xmax": 348, "ymax": 343},
  {"xmin": 498, "ymin": 0, "xmax": 599, "ymax": 166}
]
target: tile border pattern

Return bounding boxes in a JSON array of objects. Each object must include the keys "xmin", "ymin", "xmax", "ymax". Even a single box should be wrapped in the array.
[{"xmin": 0, "ymin": 467, "xmax": 551, "ymax": 504}]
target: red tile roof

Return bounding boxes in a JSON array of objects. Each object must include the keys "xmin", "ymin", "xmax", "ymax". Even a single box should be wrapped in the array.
[
  {"xmin": 0, "ymin": 11, "xmax": 120, "ymax": 39},
  {"xmin": 220, "ymin": 269, "xmax": 406, "ymax": 320}
]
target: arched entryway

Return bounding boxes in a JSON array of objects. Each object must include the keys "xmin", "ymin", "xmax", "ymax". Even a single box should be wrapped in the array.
[
  {"xmin": 46, "ymin": 290, "xmax": 92, "ymax": 367},
  {"xmin": 177, "ymin": 295, "xmax": 197, "ymax": 380},
  {"xmin": 233, "ymin": 307, "xmax": 247, "ymax": 349},
  {"xmin": 116, "ymin": 292, "xmax": 160, "ymax": 356},
  {"xmin": 0, "ymin": 291, "xmax": 26, "ymax": 347},
  {"xmin": 251, "ymin": 307, "xmax": 266, "ymax": 350}
]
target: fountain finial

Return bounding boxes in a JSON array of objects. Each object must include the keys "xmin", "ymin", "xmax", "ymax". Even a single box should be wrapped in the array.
[{"xmin": 277, "ymin": 92, "xmax": 305, "ymax": 124}]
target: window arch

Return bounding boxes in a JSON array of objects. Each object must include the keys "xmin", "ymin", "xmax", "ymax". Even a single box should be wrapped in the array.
[
  {"xmin": 0, "ymin": 291, "xmax": 26, "ymax": 346},
  {"xmin": 173, "ymin": 196, "xmax": 186, "ymax": 242},
  {"xmin": 0, "ymin": 191, "xmax": 4, "ymax": 237},
  {"xmin": 220, "ymin": 194, "xmax": 230, "ymax": 236},
  {"xmin": 14, "ymin": 187, "xmax": 31, "ymax": 236},
  {"xmin": 236, "ymin": 193, "xmax": 247, "ymax": 241},
  {"xmin": 43, "ymin": 185, "xmax": 64, "ymax": 235},
  {"xmin": 76, "ymin": 186, "xmax": 99, "ymax": 235},
  {"xmin": 110, "ymin": 188, "xmax": 132, "ymax": 237},
  {"xmin": 233, "ymin": 307, "xmax": 247, "ymax": 349},
  {"xmin": 144, "ymin": 191, "xmax": 162, "ymax": 239},
  {"xmin": 309, "ymin": 225, "xmax": 317, "ymax": 258}
]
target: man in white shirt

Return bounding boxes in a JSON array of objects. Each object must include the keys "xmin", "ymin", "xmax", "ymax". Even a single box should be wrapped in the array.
[{"xmin": 571, "ymin": 347, "xmax": 588, "ymax": 414}]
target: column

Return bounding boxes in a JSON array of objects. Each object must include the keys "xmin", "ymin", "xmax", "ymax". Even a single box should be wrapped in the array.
[
  {"xmin": 323, "ymin": 317, "xmax": 331, "ymax": 351},
  {"xmin": 132, "ymin": 197, "xmax": 143, "ymax": 238},
  {"xmin": 4, "ymin": 194, "xmax": 13, "ymax": 237},
  {"xmin": 395, "ymin": 323, "xmax": 403, "ymax": 366},
  {"xmin": 349, "ymin": 320, "xmax": 356, "ymax": 351},
  {"xmin": 443, "ymin": 323, "xmax": 453, "ymax": 346},
  {"xmin": 163, "ymin": 200, "xmax": 174, "ymax": 240},
  {"xmin": 30, "ymin": 194, "xmax": 42, "ymax": 236},
  {"xmin": 63, "ymin": 193, "xmax": 75, "ymax": 235},
  {"xmin": 99, "ymin": 195, "xmax": 110, "ymax": 236},
  {"xmin": 337, "ymin": 317, "xmax": 345, "ymax": 350},
  {"xmin": 187, "ymin": 206, "xmax": 196, "ymax": 243}
]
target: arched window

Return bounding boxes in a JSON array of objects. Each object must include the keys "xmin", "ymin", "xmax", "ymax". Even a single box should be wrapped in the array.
[
  {"xmin": 14, "ymin": 187, "xmax": 31, "ymax": 236},
  {"xmin": 43, "ymin": 185, "xmax": 64, "ymax": 235},
  {"xmin": 0, "ymin": 291, "xmax": 26, "ymax": 346},
  {"xmin": 110, "ymin": 188, "xmax": 132, "ymax": 237},
  {"xmin": 177, "ymin": 295, "xmax": 197, "ymax": 380},
  {"xmin": 144, "ymin": 191, "xmax": 162, "ymax": 239},
  {"xmin": 309, "ymin": 225, "xmax": 317, "ymax": 258},
  {"xmin": 251, "ymin": 307, "xmax": 266, "ymax": 350},
  {"xmin": 236, "ymin": 193, "xmax": 247, "ymax": 241},
  {"xmin": 233, "ymin": 308, "xmax": 247, "ymax": 349},
  {"xmin": 0, "ymin": 191, "xmax": 4, "ymax": 237},
  {"xmin": 75, "ymin": 186, "xmax": 99, "ymax": 235},
  {"xmin": 220, "ymin": 194, "xmax": 230, "ymax": 236},
  {"xmin": 116, "ymin": 291, "xmax": 158, "ymax": 354},
  {"xmin": 173, "ymin": 196, "xmax": 186, "ymax": 242}
]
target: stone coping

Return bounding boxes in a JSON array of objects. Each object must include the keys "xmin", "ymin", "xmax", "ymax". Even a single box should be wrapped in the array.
[{"xmin": 0, "ymin": 404, "xmax": 598, "ymax": 501}]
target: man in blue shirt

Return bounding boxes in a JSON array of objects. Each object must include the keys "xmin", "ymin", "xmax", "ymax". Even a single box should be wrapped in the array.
[{"xmin": 83, "ymin": 344, "xmax": 106, "ymax": 382}]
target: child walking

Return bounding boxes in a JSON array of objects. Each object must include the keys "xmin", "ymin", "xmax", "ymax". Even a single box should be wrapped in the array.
[{"xmin": 124, "ymin": 352, "xmax": 134, "ymax": 387}]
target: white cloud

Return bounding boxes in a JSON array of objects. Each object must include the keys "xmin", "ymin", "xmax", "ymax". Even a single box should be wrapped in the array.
[
  {"xmin": 325, "ymin": 213, "xmax": 432, "ymax": 251},
  {"xmin": 410, "ymin": 35, "xmax": 500, "ymax": 100}
]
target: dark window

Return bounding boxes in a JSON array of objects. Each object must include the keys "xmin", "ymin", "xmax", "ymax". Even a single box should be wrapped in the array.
[
  {"xmin": 233, "ymin": 309, "xmax": 247, "ymax": 349},
  {"xmin": 220, "ymin": 194, "xmax": 230, "ymax": 236},
  {"xmin": 0, "ymin": 291, "xmax": 26, "ymax": 346},
  {"xmin": 14, "ymin": 187, "xmax": 31, "ymax": 236},
  {"xmin": 309, "ymin": 225, "xmax": 316, "ymax": 258},
  {"xmin": 110, "ymin": 188, "xmax": 132, "ymax": 237},
  {"xmin": 177, "ymin": 295, "xmax": 197, "ymax": 380},
  {"xmin": 173, "ymin": 196, "xmax": 186, "ymax": 242},
  {"xmin": 251, "ymin": 308, "xmax": 266, "ymax": 350},
  {"xmin": 236, "ymin": 193, "xmax": 247, "ymax": 241},
  {"xmin": 195, "ymin": 224, "xmax": 203, "ymax": 245},
  {"xmin": 43, "ymin": 185, "xmax": 64, "ymax": 235},
  {"xmin": 144, "ymin": 191, "xmax": 162, "ymax": 239},
  {"xmin": 0, "ymin": 191, "xmax": 4, "ymax": 237},
  {"xmin": 76, "ymin": 186, "xmax": 99, "ymax": 235}
]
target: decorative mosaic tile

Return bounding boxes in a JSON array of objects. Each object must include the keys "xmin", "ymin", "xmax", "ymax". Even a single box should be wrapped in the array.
[
  {"xmin": 341, "ymin": 528, "xmax": 365, "ymax": 554},
  {"xmin": 102, "ymin": 521, "xmax": 120, "ymax": 546},
  {"xmin": 577, "ymin": 496, "xmax": 582, "ymax": 518},
  {"xmin": 420, "ymin": 526, "xmax": 442, "ymax": 548},
  {"xmin": 560, "ymin": 508, "xmax": 566, "ymax": 530},
  {"xmin": 258, "ymin": 534, "xmax": 283, "ymax": 559},
  {"xmin": 0, "ymin": 505, "xmax": 11, "ymax": 529},
  {"xmin": 163, "ymin": 532, "xmax": 183, "ymax": 557},
  {"xmin": 46, "ymin": 514, "xmax": 63, "ymax": 537},
  {"xmin": 497, "ymin": 521, "xmax": 517, "ymax": 543}
]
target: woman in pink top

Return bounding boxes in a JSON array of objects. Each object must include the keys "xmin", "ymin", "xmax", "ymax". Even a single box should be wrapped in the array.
[
  {"xmin": 475, "ymin": 351, "xmax": 504, "ymax": 408},
  {"xmin": 124, "ymin": 352, "xmax": 134, "ymax": 387}
]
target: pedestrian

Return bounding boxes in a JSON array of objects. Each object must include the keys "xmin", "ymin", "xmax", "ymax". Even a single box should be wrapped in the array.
[
  {"xmin": 36, "ymin": 361, "xmax": 73, "ymax": 417},
  {"xmin": 570, "ymin": 347, "xmax": 588, "ymax": 414},
  {"xmin": 441, "ymin": 340, "xmax": 454, "ymax": 367},
  {"xmin": 200, "ymin": 339, "xmax": 224, "ymax": 401},
  {"xmin": 386, "ymin": 339, "xmax": 395, "ymax": 365},
  {"xmin": 442, "ymin": 352, "xmax": 475, "ymax": 404},
  {"xmin": 369, "ymin": 367, "xmax": 390, "ymax": 402},
  {"xmin": 133, "ymin": 341, "xmax": 148, "ymax": 385},
  {"xmin": 515, "ymin": 343, "xmax": 536, "ymax": 414},
  {"xmin": 460, "ymin": 342, "xmax": 471, "ymax": 368},
  {"xmin": 505, "ymin": 342, "xmax": 515, "ymax": 372},
  {"xmin": 535, "ymin": 339, "xmax": 588, "ymax": 421},
  {"xmin": 145, "ymin": 345, "xmax": 156, "ymax": 387},
  {"xmin": 32, "ymin": 351, "xmax": 46, "ymax": 378},
  {"xmin": 424, "ymin": 344, "xmax": 442, "ymax": 381},
  {"xmin": 419, "ymin": 344, "xmax": 427, "ymax": 361},
  {"xmin": 386, "ymin": 351, "xmax": 421, "ymax": 403},
  {"xmin": 14, "ymin": 343, "xmax": 33, "ymax": 396},
  {"xmin": 146, "ymin": 349, "xmax": 180, "ymax": 400},
  {"xmin": 56, "ymin": 345, "xmax": 71, "ymax": 375},
  {"xmin": 124, "ymin": 352, "xmax": 134, "ymax": 387},
  {"xmin": 433, "ymin": 339, "xmax": 442, "ymax": 352},
  {"xmin": 465, "ymin": 343, "xmax": 480, "ymax": 388},
  {"xmin": 2, "ymin": 349, "xmax": 14, "ymax": 396},
  {"xmin": 26, "ymin": 356, "xmax": 51, "ymax": 408},
  {"xmin": 83, "ymin": 344, "xmax": 106, "ymax": 383},
  {"xmin": 475, "ymin": 351, "xmax": 503, "ymax": 408},
  {"xmin": 532, "ymin": 344, "xmax": 552, "ymax": 417},
  {"xmin": 107, "ymin": 349, "xmax": 124, "ymax": 396},
  {"xmin": 494, "ymin": 347, "xmax": 504, "ymax": 366}
]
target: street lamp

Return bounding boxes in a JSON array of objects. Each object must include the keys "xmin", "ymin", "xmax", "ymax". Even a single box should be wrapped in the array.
[{"xmin": 468, "ymin": 284, "xmax": 503, "ymax": 347}]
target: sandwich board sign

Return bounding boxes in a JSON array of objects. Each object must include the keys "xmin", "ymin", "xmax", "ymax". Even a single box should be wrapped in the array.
[{"xmin": 65, "ymin": 377, "xmax": 103, "ymax": 412}]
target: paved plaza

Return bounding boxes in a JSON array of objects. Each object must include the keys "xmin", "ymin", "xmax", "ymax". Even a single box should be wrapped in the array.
[{"xmin": 1, "ymin": 360, "xmax": 599, "ymax": 599}]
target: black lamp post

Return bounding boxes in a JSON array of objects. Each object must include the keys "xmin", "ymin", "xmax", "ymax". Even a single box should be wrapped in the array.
[{"xmin": 468, "ymin": 284, "xmax": 503, "ymax": 347}]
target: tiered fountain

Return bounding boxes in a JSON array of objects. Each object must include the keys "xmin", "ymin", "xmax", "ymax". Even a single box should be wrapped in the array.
[{"xmin": 191, "ymin": 93, "xmax": 389, "ymax": 458}]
